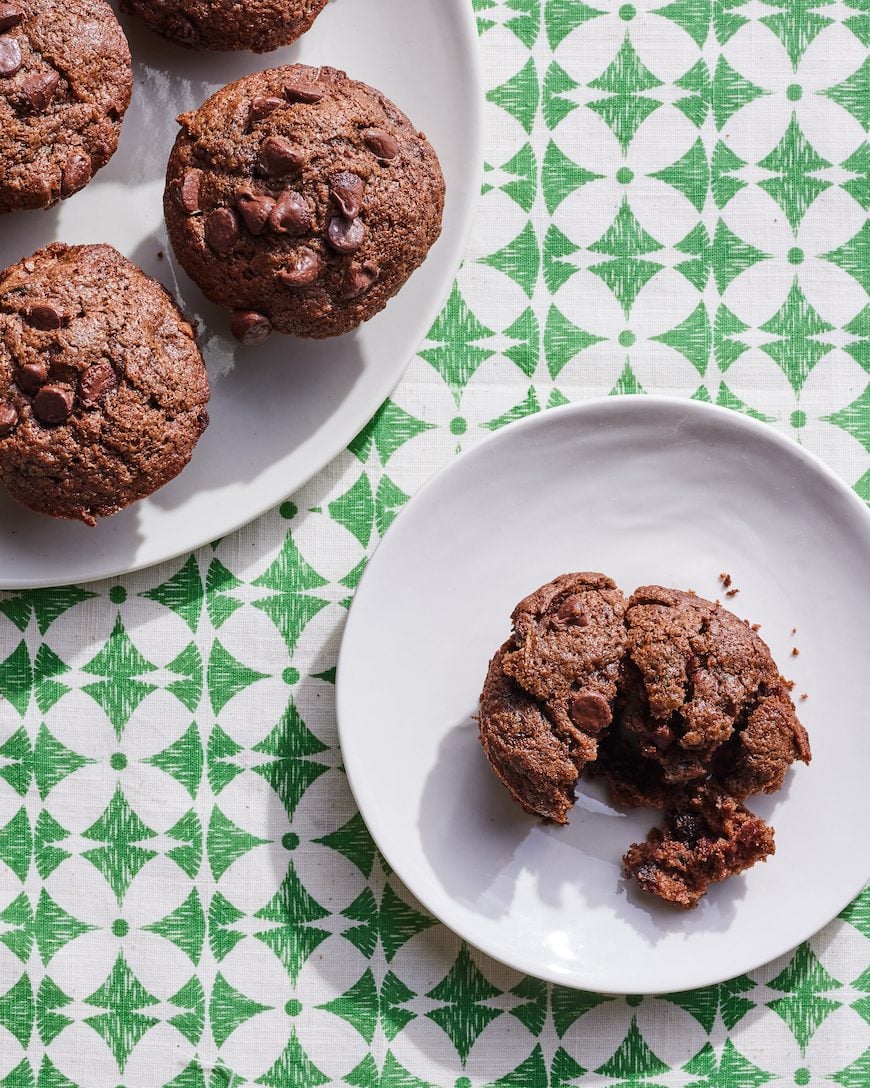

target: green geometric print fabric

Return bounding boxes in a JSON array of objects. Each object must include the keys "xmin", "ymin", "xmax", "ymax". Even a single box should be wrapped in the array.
[{"xmin": 1, "ymin": 1, "xmax": 869, "ymax": 1086}]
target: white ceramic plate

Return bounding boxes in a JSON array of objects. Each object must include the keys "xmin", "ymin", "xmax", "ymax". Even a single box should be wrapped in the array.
[
  {"xmin": 0, "ymin": 0, "xmax": 482, "ymax": 588},
  {"xmin": 337, "ymin": 396, "xmax": 870, "ymax": 993}
]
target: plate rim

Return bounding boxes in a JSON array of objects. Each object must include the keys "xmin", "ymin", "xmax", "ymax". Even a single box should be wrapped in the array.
[
  {"xmin": 336, "ymin": 394, "xmax": 870, "ymax": 993},
  {"xmin": 0, "ymin": 0, "xmax": 485, "ymax": 589}
]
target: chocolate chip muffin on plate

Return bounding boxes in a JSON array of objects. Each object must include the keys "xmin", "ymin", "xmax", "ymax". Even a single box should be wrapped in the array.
[
  {"xmin": 0, "ymin": 243, "xmax": 210, "ymax": 524},
  {"xmin": 594, "ymin": 585, "xmax": 811, "ymax": 810},
  {"xmin": 121, "ymin": 0, "xmax": 327, "ymax": 52},
  {"xmin": 164, "ymin": 64, "xmax": 445, "ymax": 343},
  {"xmin": 478, "ymin": 573, "xmax": 628, "ymax": 825},
  {"xmin": 478, "ymin": 574, "xmax": 811, "ymax": 907},
  {"xmin": 0, "ymin": 0, "xmax": 132, "ymax": 213}
]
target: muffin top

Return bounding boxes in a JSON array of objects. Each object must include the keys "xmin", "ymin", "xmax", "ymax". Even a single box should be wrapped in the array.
[
  {"xmin": 0, "ymin": 243, "xmax": 210, "ymax": 524},
  {"xmin": 0, "ymin": 0, "xmax": 131, "ymax": 212},
  {"xmin": 612, "ymin": 585, "xmax": 810, "ymax": 795},
  {"xmin": 164, "ymin": 64, "xmax": 445, "ymax": 341},
  {"xmin": 121, "ymin": 0, "xmax": 327, "ymax": 53}
]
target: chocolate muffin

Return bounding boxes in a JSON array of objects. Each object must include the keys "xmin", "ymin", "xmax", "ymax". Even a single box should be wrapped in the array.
[
  {"xmin": 0, "ymin": 0, "xmax": 132, "ymax": 213},
  {"xmin": 0, "ymin": 243, "xmax": 210, "ymax": 524},
  {"xmin": 478, "ymin": 574, "xmax": 628, "ymax": 824},
  {"xmin": 122, "ymin": 0, "xmax": 327, "ymax": 53},
  {"xmin": 593, "ymin": 585, "xmax": 811, "ymax": 807},
  {"xmin": 477, "ymin": 575, "xmax": 811, "ymax": 907},
  {"xmin": 164, "ymin": 64, "xmax": 445, "ymax": 343},
  {"xmin": 479, "ymin": 643, "xmax": 583, "ymax": 825},
  {"xmin": 622, "ymin": 786, "xmax": 776, "ymax": 909}
]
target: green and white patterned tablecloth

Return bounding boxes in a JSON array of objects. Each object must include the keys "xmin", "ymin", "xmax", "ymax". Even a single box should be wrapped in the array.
[{"xmin": 1, "ymin": 1, "xmax": 869, "ymax": 1085}]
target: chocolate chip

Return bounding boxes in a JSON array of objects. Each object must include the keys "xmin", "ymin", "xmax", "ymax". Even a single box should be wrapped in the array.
[
  {"xmin": 205, "ymin": 208, "xmax": 239, "ymax": 253},
  {"xmin": 279, "ymin": 248, "xmax": 323, "ymax": 287},
  {"xmin": 16, "ymin": 361, "xmax": 48, "ymax": 396},
  {"xmin": 61, "ymin": 153, "xmax": 92, "ymax": 197},
  {"xmin": 166, "ymin": 13, "xmax": 198, "ymax": 45},
  {"xmin": 363, "ymin": 128, "xmax": 399, "ymax": 160},
  {"xmin": 0, "ymin": 36, "xmax": 21, "ymax": 76},
  {"xmin": 235, "ymin": 189, "xmax": 274, "ymax": 236},
  {"xmin": 258, "ymin": 135, "xmax": 304, "ymax": 178},
  {"xmin": 33, "ymin": 383, "xmax": 74, "ymax": 425},
  {"xmin": 327, "ymin": 215, "xmax": 365, "ymax": 254},
  {"xmin": 171, "ymin": 169, "xmax": 202, "ymax": 215},
  {"xmin": 79, "ymin": 362, "xmax": 117, "ymax": 408},
  {"xmin": 27, "ymin": 304, "xmax": 61, "ymax": 330},
  {"xmin": 230, "ymin": 310, "xmax": 272, "ymax": 346},
  {"xmin": 18, "ymin": 70, "xmax": 59, "ymax": 112},
  {"xmin": 249, "ymin": 95, "xmax": 284, "ymax": 124},
  {"xmin": 0, "ymin": 3, "xmax": 23, "ymax": 31},
  {"xmin": 0, "ymin": 400, "xmax": 17, "ymax": 437},
  {"xmin": 331, "ymin": 172, "xmax": 365, "ymax": 219},
  {"xmin": 269, "ymin": 190, "xmax": 310, "ymax": 235},
  {"xmin": 284, "ymin": 80, "xmax": 325, "ymax": 104},
  {"xmin": 340, "ymin": 262, "xmax": 379, "ymax": 300},
  {"xmin": 672, "ymin": 813, "xmax": 707, "ymax": 842},
  {"xmin": 557, "ymin": 595, "xmax": 589, "ymax": 625},
  {"xmin": 567, "ymin": 691, "xmax": 612, "ymax": 734}
]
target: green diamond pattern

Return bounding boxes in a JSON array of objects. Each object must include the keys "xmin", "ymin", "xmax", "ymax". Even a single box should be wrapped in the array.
[
  {"xmin": 210, "ymin": 973, "xmax": 271, "ymax": 1047},
  {"xmin": 34, "ymin": 890, "xmax": 94, "ymax": 964},
  {"xmin": 427, "ymin": 948, "xmax": 503, "ymax": 1064},
  {"xmin": 145, "ymin": 720, "xmax": 203, "ymax": 797},
  {"xmin": 766, "ymin": 942, "xmax": 843, "ymax": 1048},
  {"xmin": 143, "ymin": 888, "xmax": 205, "ymax": 963},
  {"xmin": 81, "ymin": 616, "xmax": 158, "ymax": 736},
  {"xmin": 251, "ymin": 699, "xmax": 329, "ymax": 819},
  {"xmin": 0, "ymin": 642, "xmax": 31, "ymax": 718},
  {"xmin": 207, "ymin": 807, "xmax": 268, "ymax": 881},
  {"xmin": 758, "ymin": 116, "xmax": 831, "ymax": 230},
  {"xmin": 141, "ymin": 557, "xmax": 203, "ymax": 633},
  {"xmin": 319, "ymin": 968, "xmax": 418, "ymax": 1045},
  {"xmin": 588, "ymin": 38, "xmax": 663, "ymax": 150},
  {"xmin": 712, "ymin": 55, "xmax": 767, "ymax": 130},
  {"xmin": 254, "ymin": 862, "xmax": 331, "ymax": 981},
  {"xmin": 83, "ymin": 954, "xmax": 159, "ymax": 1070},
  {"xmin": 81, "ymin": 787, "xmax": 157, "ymax": 902},
  {"xmin": 342, "ymin": 883, "xmax": 435, "ymax": 962},
  {"xmin": 0, "ymin": 891, "xmax": 33, "ymax": 964},
  {"xmin": 759, "ymin": 280, "xmax": 835, "ymax": 392},
  {"xmin": 33, "ymin": 723, "xmax": 91, "ymax": 800},
  {"xmin": 2, "ymin": 6, "xmax": 869, "ymax": 1087},
  {"xmin": 588, "ymin": 199, "xmax": 664, "ymax": 315}
]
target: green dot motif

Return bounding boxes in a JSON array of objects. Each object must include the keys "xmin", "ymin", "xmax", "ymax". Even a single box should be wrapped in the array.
[{"xmin": 0, "ymin": 7, "xmax": 867, "ymax": 1088}]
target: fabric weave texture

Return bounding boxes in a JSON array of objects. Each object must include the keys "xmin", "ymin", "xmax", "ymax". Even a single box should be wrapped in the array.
[{"xmin": 0, "ymin": 1, "xmax": 868, "ymax": 1085}]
